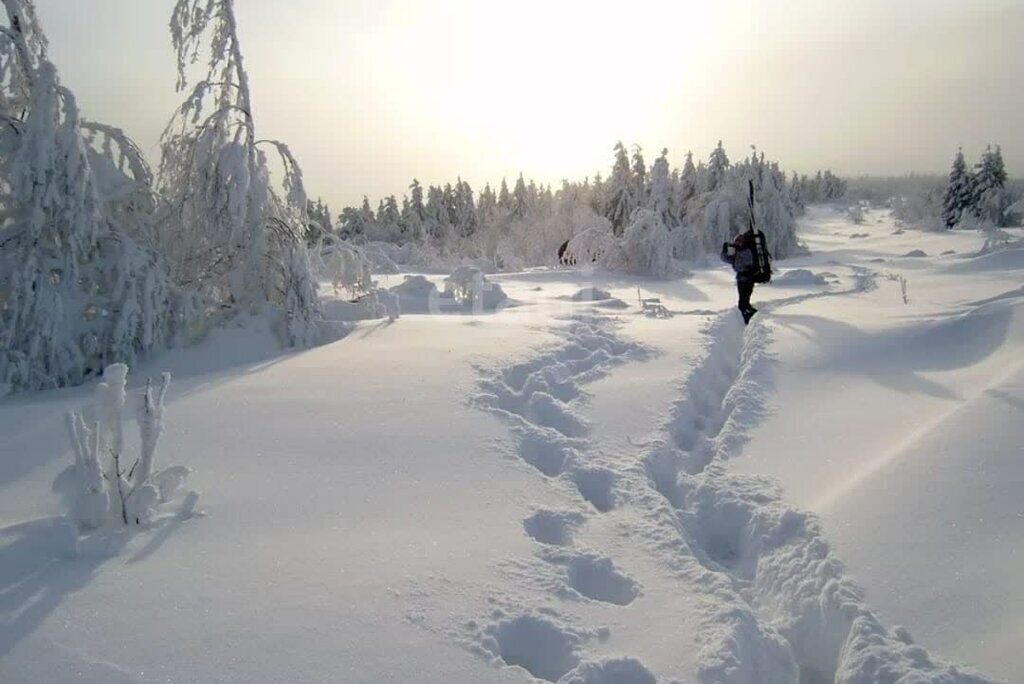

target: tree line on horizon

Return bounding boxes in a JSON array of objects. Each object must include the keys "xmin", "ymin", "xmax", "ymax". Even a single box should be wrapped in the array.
[{"xmin": 315, "ymin": 143, "xmax": 847, "ymax": 268}]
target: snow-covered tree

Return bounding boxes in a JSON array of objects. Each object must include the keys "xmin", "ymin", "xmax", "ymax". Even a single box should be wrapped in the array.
[
  {"xmin": 373, "ymin": 195, "xmax": 401, "ymax": 241},
  {"xmin": 707, "ymin": 140, "xmax": 730, "ymax": 192},
  {"xmin": 424, "ymin": 184, "xmax": 448, "ymax": 241},
  {"xmin": 306, "ymin": 197, "xmax": 333, "ymax": 244},
  {"xmin": 511, "ymin": 173, "xmax": 529, "ymax": 219},
  {"xmin": 497, "ymin": 178, "xmax": 511, "ymax": 210},
  {"xmin": 407, "ymin": 179, "xmax": 426, "ymax": 240},
  {"xmin": 454, "ymin": 178, "xmax": 477, "ymax": 237},
  {"xmin": 0, "ymin": 0, "xmax": 195, "ymax": 392},
  {"xmin": 630, "ymin": 144, "xmax": 647, "ymax": 209},
  {"xmin": 970, "ymin": 145, "xmax": 1009, "ymax": 226},
  {"xmin": 676, "ymin": 151, "xmax": 697, "ymax": 218},
  {"xmin": 477, "ymin": 182, "xmax": 497, "ymax": 223},
  {"xmin": 648, "ymin": 148, "xmax": 673, "ymax": 226},
  {"xmin": 332, "ymin": 140, "xmax": 805, "ymax": 276},
  {"xmin": 158, "ymin": 0, "xmax": 321, "ymax": 346},
  {"xmin": 941, "ymin": 149, "xmax": 972, "ymax": 228},
  {"xmin": 604, "ymin": 142, "xmax": 633, "ymax": 235}
]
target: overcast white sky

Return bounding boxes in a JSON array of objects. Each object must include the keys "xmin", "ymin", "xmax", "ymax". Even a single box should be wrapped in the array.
[{"xmin": 37, "ymin": 0, "xmax": 1024, "ymax": 208}]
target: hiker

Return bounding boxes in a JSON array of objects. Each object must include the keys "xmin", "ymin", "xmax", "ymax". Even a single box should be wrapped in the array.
[
  {"xmin": 722, "ymin": 228, "xmax": 771, "ymax": 324},
  {"xmin": 721, "ymin": 179, "xmax": 773, "ymax": 324}
]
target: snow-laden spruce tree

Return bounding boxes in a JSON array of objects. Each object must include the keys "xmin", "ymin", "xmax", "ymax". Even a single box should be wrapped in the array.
[
  {"xmin": 970, "ymin": 145, "xmax": 1009, "ymax": 227},
  {"xmin": 158, "ymin": 0, "xmax": 321, "ymax": 346},
  {"xmin": 647, "ymin": 148, "xmax": 675, "ymax": 227},
  {"xmin": 63, "ymin": 363, "xmax": 197, "ymax": 529},
  {"xmin": 0, "ymin": 0, "xmax": 195, "ymax": 392},
  {"xmin": 604, "ymin": 142, "xmax": 634, "ymax": 235},
  {"xmin": 941, "ymin": 148, "xmax": 972, "ymax": 228}
]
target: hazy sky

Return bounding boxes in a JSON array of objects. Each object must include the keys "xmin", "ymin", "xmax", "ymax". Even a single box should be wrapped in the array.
[{"xmin": 37, "ymin": 0, "xmax": 1024, "ymax": 209}]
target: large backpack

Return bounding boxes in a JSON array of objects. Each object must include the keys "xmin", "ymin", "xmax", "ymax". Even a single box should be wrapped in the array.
[{"xmin": 751, "ymin": 230, "xmax": 772, "ymax": 283}]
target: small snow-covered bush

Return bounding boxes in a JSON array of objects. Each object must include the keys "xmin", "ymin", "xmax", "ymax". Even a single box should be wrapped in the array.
[
  {"xmin": 62, "ymin": 364, "xmax": 197, "ymax": 529},
  {"xmin": 563, "ymin": 212, "xmax": 617, "ymax": 267},
  {"xmin": 313, "ymin": 237, "xmax": 375, "ymax": 298},
  {"xmin": 847, "ymin": 204, "xmax": 865, "ymax": 224},
  {"xmin": 443, "ymin": 266, "xmax": 508, "ymax": 310},
  {"xmin": 389, "ymin": 275, "xmax": 441, "ymax": 314},
  {"xmin": 616, "ymin": 210, "xmax": 681, "ymax": 278}
]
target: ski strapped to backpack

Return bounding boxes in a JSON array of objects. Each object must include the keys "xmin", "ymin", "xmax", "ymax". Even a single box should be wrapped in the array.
[{"xmin": 746, "ymin": 179, "xmax": 772, "ymax": 283}]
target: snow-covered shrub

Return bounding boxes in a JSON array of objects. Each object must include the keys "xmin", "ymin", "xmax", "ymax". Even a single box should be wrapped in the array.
[
  {"xmin": 0, "ymin": 1, "xmax": 199, "ymax": 392},
  {"xmin": 313, "ymin": 237, "xmax": 375, "ymax": 298},
  {"xmin": 846, "ymin": 204, "xmax": 865, "ymax": 224},
  {"xmin": 617, "ymin": 210, "xmax": 679, "ymax": 278},
  {"xmin": 157, "ymin": 0, "xmax": 322, "ymax": 346},
  {"xmin": 443, "ymin": 266, "xmax": 508, "ymax": 310},
  {"xmin": 884, "ymin": 272, "xmax": 910, "ymax": 304},
  {"xmin": 563, "ymin": 213, "xmax": 618, "ymax": 267},
  {"xmin": 389, "ymin": 275, "xmax": 441, "ymax": 314},
  {"xmin": 63, "ymin": 364, "xmax": 197, "ymax": 529}
]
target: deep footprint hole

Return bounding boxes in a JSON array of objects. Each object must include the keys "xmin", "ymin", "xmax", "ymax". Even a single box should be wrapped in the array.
[
  {"xmin": 518, "ymin": 433, "xmax": 570, "ymax": 477},
  {"xmin": 799, "ymin": 666, "xmax": 835, "ymax": 684},
  {"xmin": 691, "ymin": 502, "xmax": 754, "ymax": 578},
  {"xmin": 566, "ymin": 555, "xmax": 639, "ymax": 606},
  {"xmin": 488, "ymin": 616, "xmax": 580, "ymax": 682},
  {"xmin": 523, "ymin": 510, "xmax": 579, "ymax": 546},
  {"xmin": 573, "ymin": 468, "xmax": 616, "ymax": 512}
]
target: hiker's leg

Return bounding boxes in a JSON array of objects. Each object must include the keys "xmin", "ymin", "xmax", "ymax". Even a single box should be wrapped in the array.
[{"xmin": 737, "ymin": 279, "xmax": 753, "ymax": 312}]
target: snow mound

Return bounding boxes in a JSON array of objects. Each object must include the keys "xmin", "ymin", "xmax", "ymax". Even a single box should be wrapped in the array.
[
  {"xmin": 561, "ymin": 286, "xmax": 630, "ymax": 309},
  {"xmin": 903, "ymin": 249, "xmax": 928, "ymax": 257},
  {"xmin": 388, "ymin": 275, "xmax": 440, "ymax": 314},
  {"xmin": 444, "ymin": 266, "xmax": 509, "ymax": 310},
  {"xmin": 772, "ymin": 269, "xmax": 828, "ymax": 287},
  {"xmin": 594, "ymin": 298, "xmax": 629, "ymax": 310},
  {"xmin": 569, "ymin": 287, "xmax": 613, "ymax": 301},
  {"xmin": 561, "ymin": 287, "xmax": 629, "ymax": 309},
  {"xmin": 944, "ymin": 245, "xmax": 1024, "ymax": 274}
]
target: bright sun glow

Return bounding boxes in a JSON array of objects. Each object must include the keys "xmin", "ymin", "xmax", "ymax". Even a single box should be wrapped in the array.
[{"xmin": 366, "ymin": 0, "xmax": 729, "ymax": 183}]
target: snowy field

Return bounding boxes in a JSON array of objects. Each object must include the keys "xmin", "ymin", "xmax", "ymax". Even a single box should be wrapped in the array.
[{"xmin": 1, "ymin": 206, "xmax": 1022, "ymax": 683}]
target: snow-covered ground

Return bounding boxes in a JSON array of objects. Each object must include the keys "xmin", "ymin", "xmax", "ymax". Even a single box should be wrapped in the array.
[{"xmin": 1, "ymin": 206, "xmax": 1021, "ymax": 683}]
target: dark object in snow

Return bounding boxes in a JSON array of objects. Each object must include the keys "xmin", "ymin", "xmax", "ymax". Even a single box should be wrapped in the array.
[{"xmin": 904, "ymin": 249, "xmax": 928, "ymax": 257}]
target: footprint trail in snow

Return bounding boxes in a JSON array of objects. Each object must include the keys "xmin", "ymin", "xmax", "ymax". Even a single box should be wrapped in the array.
[{"xmin": 459, "ymin": 283, "xmax": 993, "ymax": 683}]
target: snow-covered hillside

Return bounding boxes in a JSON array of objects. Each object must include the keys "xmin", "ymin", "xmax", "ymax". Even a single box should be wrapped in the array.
[{"xmin": 1, "ymin": 206, "xmax": 1021, "ymax": 683}]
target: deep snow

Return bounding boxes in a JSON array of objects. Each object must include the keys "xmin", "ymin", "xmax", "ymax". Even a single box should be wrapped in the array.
[{"xmin": 1, "ymin": 206, "xmax": 1021, "ymax": 683}]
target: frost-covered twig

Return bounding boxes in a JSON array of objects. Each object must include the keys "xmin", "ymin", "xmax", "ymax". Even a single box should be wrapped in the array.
[{"xmin": 884, "ymin": 272, "xmax": 910, "ymax": 304}]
